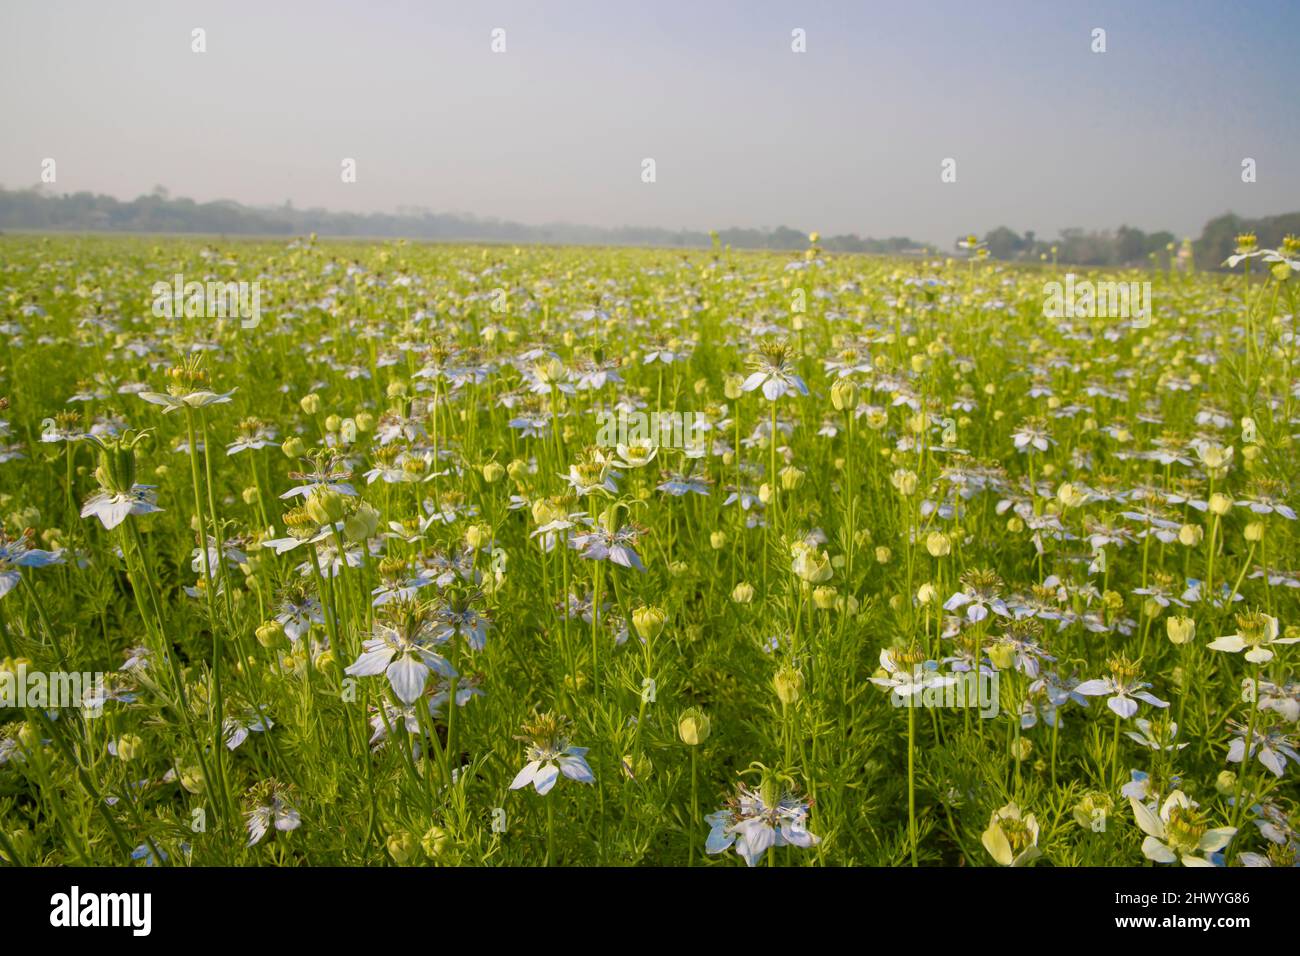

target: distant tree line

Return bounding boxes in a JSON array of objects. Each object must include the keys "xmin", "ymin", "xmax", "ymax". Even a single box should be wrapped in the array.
[
  {"xmin": 0, "ymin": 185, "xmax": 1292, "ymax": 270},
  {"xmin": 965, "ymin": 213, "xmax": 1300, "ymax": 269}
]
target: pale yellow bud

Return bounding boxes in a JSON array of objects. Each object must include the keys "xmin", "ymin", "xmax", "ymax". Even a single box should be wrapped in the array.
[
  {"xmin": 773, "ymin": 666, "xmax": 803, "ymax": 705},
  {"xmin": 631, "ymin": 605, "xmax": 667, "ymax": 642},
  {"xmin": 830, "ymin": 378, "xmax": 859, "ymax": 411},
  {"xmin": 115, "ymin": 734, "xmax": 142, "ymax": 762},
  {"xmin": 421, "ymin": 825, "xmax": 450, "ymax": 858},
  {"xmin": 812, "ymin": 585, "xmax": 837, "ymax": 610},
  {"xmin": 925, "ymin": 532, "xmax": 950, "ymax": 557},
  {"xmin": 1166, "ymin": 616, "xmax": 1196, "ymax": 645},
  {"xmin": 678, "ymin": 708, "xmax": 711, "ymax": 746}
]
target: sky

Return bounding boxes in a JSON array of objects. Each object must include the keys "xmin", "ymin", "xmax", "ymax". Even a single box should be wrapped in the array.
[{"xmin": 1, "ymin": 0, "xmax": 1296, "ymax": 246}]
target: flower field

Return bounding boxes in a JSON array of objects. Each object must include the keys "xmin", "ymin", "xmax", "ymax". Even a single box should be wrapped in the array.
[{"xmin": 0, "ymin": 232, "xmax": 1297, "ymax": 867}]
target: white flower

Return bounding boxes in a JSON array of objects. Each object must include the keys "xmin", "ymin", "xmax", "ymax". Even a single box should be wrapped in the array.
[
  {"xmin": 509, "ymin": 714, "xmax": 594, "ymax": 795},
  {"xmin": 869, "ymin": 648, "xmax": 956, "ymax": 700},
  {"xmin": 1075, "ymin": 658, "xmax": 1168, "ymax": 718},
  {"xmin": 1130, "ymin": 790, "xmax": 1234, "ymax": 867},
  {"xmin": 706, "ymin": 782, "xmax": 819, "ymax": 867},
  {"xmin": 1226, "ymin": 721, "xmax": 1299, "ymax": 778},
  {"xmin": 982, "ymin": 802, "xmax": 1041, "ymax": 866},
  {"xmin": 741, "ymin": 341, "xmax": 809, "ymax": 401},
  {"xmin": 245, "ymin": 791, "xmax": 301, "ymax": 847},
  {"xmin": 138, "ymin": 388, "xmax": 237, "ymax": 413},
  {"xmin": 0, "ymin": 531, "xmax": 63, "ymax": 600},
  {"xmin": 79, "ymin": 485, "xmax": 163, "ymax": 530},
  {"xmin": 344, "ymin": 604, "xmax": 456, "ymax": 704},
  {"xmin": 1208, "ymin": 612, "xmax": 1296, "ymax": 664}
]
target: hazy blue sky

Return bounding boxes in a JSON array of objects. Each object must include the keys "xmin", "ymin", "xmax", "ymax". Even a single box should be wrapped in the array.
[{"xmin": 2, "ymin": 0, "xmax": 1296, "ymax": 245}]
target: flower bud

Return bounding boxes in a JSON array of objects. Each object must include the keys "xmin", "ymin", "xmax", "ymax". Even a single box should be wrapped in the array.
[
  {"xmin": 324, "ymin": 414, "xmax": 342, "ymax": 433},
  {"xmin": 354, "ymin": 412, "xmax": 375, "ymax": 433},
  {"xmin": 481, "ymin": 461, "xmax": 505, "ymax": 483},
  {"xmin": 387, "ymin": 831, "xmax": 417, "ymax": 864},
  {"xmin": 281, "ymin": 436, "xmax": 306, "ymax": 459},
  {"xmin": 305, "ymin": 489, "xmax": 347, "ymax": 525},
  {"xmin": 421, "ymin": 825, "xmax": 450, "ymax": 858},
  {"xmin": 710, "ymin": 530, "xmax": 727, "ymax": 550},
  {"xmin": 115, "ymin": 734, "xmax": 142, "ymax": 762},
  {"xmin": 1244, "ymin": 521, "xmax": 1264, "ymax": 543},
  {"xmin": 1215, "ymin": 770, "xmax": 1237, "ymax": 795},
  {"xmin": 1178, "ymin": 523, "xmax": 1203, "ymax": 547},
  {"xmin": 890, "ymin": 469, "xmax": 918, "ymax": 496},
  {"xmin": 926, "ymin": 532, "xmax": 951, "ymax": 557},
  {"xmin": 631, "ymin": 605, "xmax": 666, "ymax": 642},
  {"xmin": 1166, "ymin": 615, "xmax": 1196, "ymax": 645},
  {"xmin": 830, "ymin": 378, "xmax": 859, "ymax": 411},
  {"xmin": 180, "ymin": 766, "xmax": 205, "ymax": 794},
  {"xmin": 812, "ymin": 585, "xmax": 837, "ymax": 609},
  {"xmin": 678, "ymin": 708, "xmax": 711, "ymax": 746},
  {"xmin": 344, "ymin": 502, "xmax": 380, "ymax": 543},
  {"xmin": 780, "ymin": 466, "xmax": 804, "ymax": 491},
  {"xmin": 1072, "ymin": 791, "xmax": 1113, "ymax": 831},
  {"xmin": 256, "ymin": 619, "xmax": 286, "ymax": 648},
  {"xmin": 875, "ymin": 546, "xmax": 892, "ymax": 564},
  {"xmin": 917, "ymin": 582, "xmax": 938, "ymax": 605},
  {"xmin": 724, "ymin": 374, "xmax": 744, "ymax": 400},
  {"xmin": 773, "ymin": 665, "xmax": 803, "ymax": 705},
  {"xmin": 531, "ymin": 498, "xmax": 562, "ymax": 526},
  {"xmin": 299, "ymin": 393, "xmax": 321, "ymax": 415},
  {"xmin": 1208, "ymin": 493, "xmax": 1233, "ymax": 516},
  {"xmin": 620, "ymin": 751, "xmax": 653, "ymax": 781},
  {"xmin": 987, "ymin": 641, "xmax": 1015, "ymax": 670},
  {"xmin": 732, "ymin": 581, "xmax": 755, "ymax": 604}
]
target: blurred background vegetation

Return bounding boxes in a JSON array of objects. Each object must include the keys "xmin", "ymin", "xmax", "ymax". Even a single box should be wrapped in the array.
[{"xmin": 1, "ymin": 184, "xmax": 1294, "ymax": 270}]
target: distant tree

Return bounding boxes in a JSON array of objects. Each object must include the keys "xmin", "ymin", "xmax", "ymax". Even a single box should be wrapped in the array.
[{"xmin": 984, "ymin": 226, "xmax": 1024, "ymax": 260}]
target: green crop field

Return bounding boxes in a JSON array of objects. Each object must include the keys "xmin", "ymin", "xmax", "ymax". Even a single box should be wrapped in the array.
[{"xmin": 0, "ymin": 232, "xmax": 1296, "ymax": 867}]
